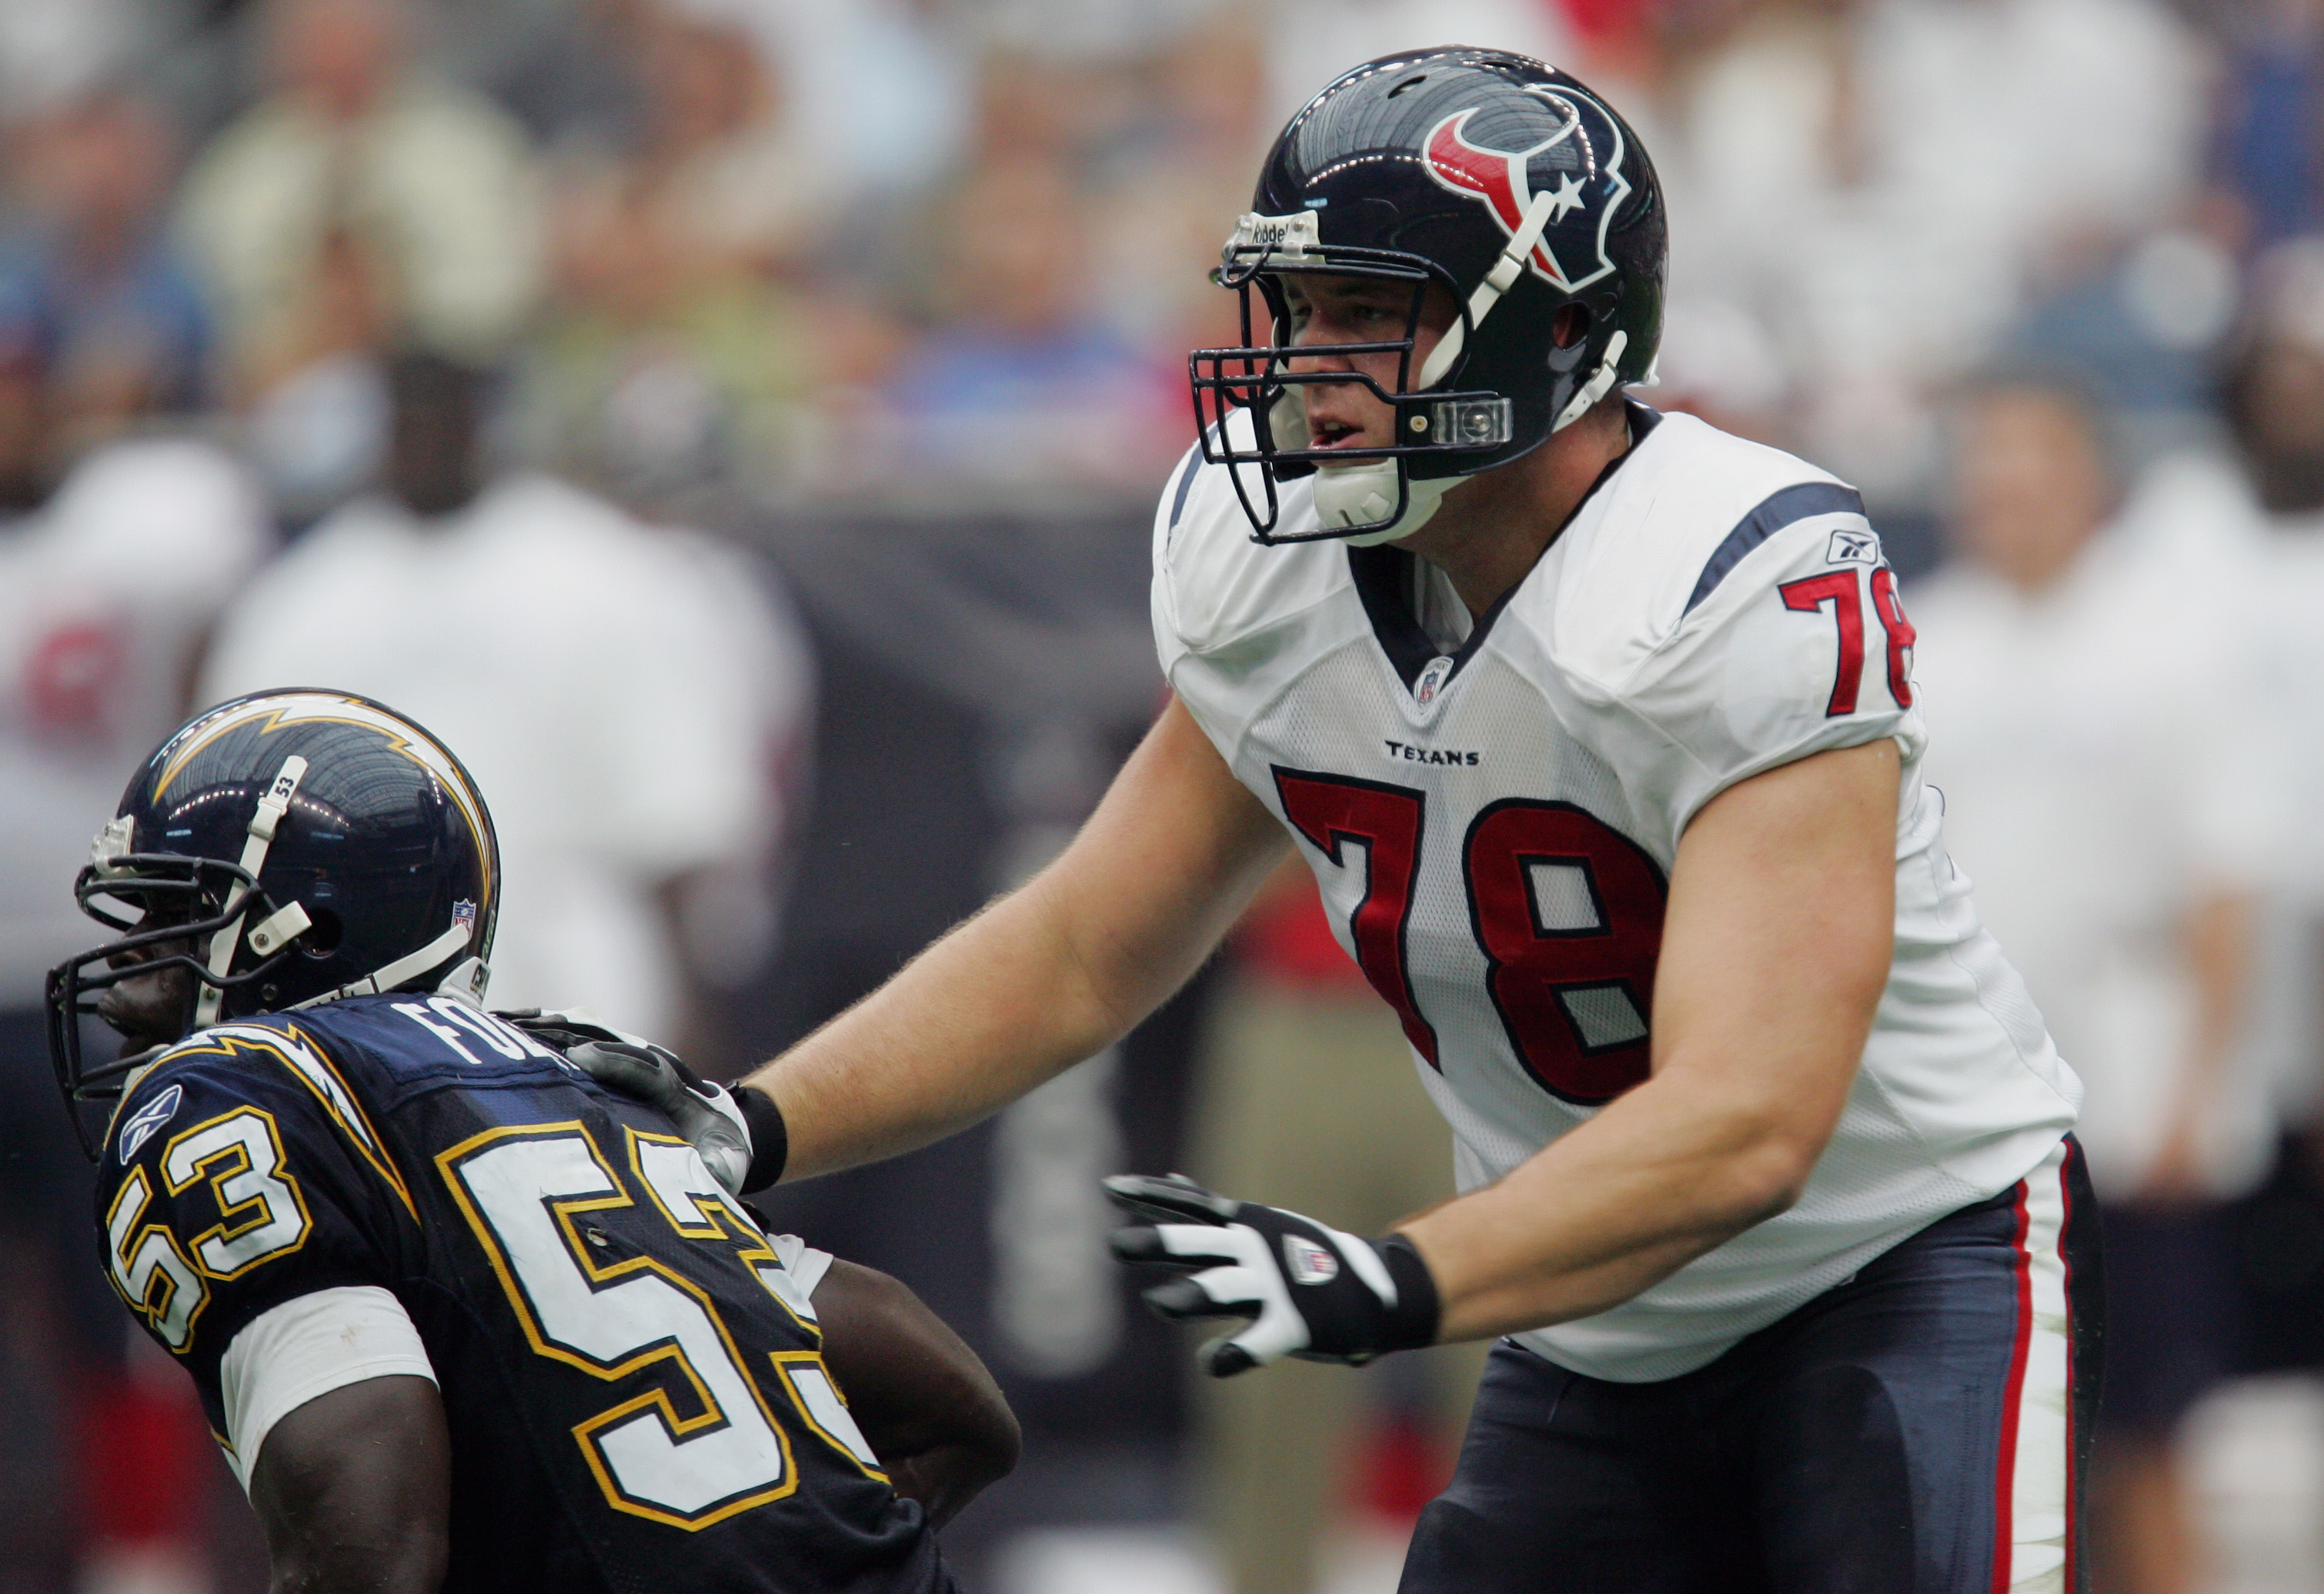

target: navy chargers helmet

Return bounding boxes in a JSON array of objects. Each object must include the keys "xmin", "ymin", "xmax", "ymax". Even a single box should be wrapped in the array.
[
  {"xmin": 47, "ymin": 689, "xmax": 499, "ymax": 1154},
  {"xmin": 1191, "ymin": 47, "xmax": 1665, "ymax": 544}
]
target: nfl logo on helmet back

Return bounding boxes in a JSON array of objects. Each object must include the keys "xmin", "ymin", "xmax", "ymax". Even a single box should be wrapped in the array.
[{"xmin": 1190, "ymin": 48, "xmax": 1665, "ymax": 546}]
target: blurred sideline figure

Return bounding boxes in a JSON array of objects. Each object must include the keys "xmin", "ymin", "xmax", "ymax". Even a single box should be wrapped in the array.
[
  {"xmin": 1189, "ymin": 865, "xmax": 1486, "ymax": 1594},
  {"xmin": 199, "ymin": 351, "xmax": 808, "ymax": 1051},
  {"xmin": 1909, "ymin": 371, "xmax": 2276, "ymax": 1594},
  {"xmin": 2224, "ymin": 241, "xmax": 2324, "ymax": 1134},
  {"xmin": 883, "ymin": 152, "xmax": 1180, "ymax": 497},
  {"xmin": 2204, "ymin": 239, "xmax": 2324, "ymax": 1400},
  {"xmin": 0, "ymin": 311, "xmax": 269, "ymax": 1589}
]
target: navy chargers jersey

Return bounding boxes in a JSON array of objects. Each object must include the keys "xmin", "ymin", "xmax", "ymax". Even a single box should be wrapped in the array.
[{"xmin": 93, "ymin": 993, "xmax": 944, "ymax": 1594}]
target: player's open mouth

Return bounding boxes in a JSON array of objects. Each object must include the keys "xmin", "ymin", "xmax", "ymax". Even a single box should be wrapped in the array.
[{"xmin": 1307, "ymin": 418, "xmax": 1372, "ymax": 451}]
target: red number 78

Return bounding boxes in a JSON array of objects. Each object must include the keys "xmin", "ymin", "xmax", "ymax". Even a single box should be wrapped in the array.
[{"xmin": 1779, "ymin": 566, "xmax": 1915, "ymax": 716}]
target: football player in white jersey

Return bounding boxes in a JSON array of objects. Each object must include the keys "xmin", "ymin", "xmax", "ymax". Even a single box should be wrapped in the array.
[{"xmin": 603, "ymin": 48, "xmax": 2094, "ymax": 1592}]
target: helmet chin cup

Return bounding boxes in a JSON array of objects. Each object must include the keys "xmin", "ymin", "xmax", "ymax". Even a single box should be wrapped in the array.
[
  {"xmin": 1314, "ymin": 459, "xmax": 1453, "ymax": 546},
  {"xmin": 1268, "ymin": 387, "xmax": 1307, "ymax": 453}
]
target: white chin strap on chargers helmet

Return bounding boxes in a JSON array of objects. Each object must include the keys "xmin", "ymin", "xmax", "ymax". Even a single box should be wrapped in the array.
[
  {"xmin": 194, "ymin": 755, "xmax": 310, "ymax": 1029},
  {"xmin": 1307, "ymin": 187, "xmax": 1630, "ymax": 548}
]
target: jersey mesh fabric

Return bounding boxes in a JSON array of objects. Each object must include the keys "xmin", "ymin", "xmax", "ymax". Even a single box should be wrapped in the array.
[{"xmin": 1157, "ymin": 408, "xmax": 2083, "ymax": 1382}]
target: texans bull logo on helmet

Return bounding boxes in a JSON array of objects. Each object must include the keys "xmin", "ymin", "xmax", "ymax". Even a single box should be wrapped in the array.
[{"xmin": 1421, "ymin": 88, "xmax": 1633, "ymax": 297}]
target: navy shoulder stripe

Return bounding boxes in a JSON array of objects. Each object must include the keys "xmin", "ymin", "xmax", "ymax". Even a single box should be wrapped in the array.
[
  {"xmin": 1167, "ymin": 438, "xmax": 1207, "ymax": 532},
  {"xmin": 1684, "ymin": 482, "xmax": 1865, "ymax": 614}
]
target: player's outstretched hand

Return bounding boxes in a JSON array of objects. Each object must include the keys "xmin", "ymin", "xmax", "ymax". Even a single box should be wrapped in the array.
[
  {"xmin": 499, "ymin": 1010, "xmax": 790, "ymax": 1196},
  {"xmin": 1104, "ymin": 1173, "xmax": 1440, "ymax": 1378},
  {"xmin": 567, "ymin": 1039, "xmax": 756, "ymax": 1197}
]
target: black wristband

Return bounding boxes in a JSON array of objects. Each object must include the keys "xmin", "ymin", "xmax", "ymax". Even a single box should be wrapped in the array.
[
  {"xmin": 1371, "ymin": 1233, "xmax": 1443, "ymax": 1352},
  {"xmin": 734, "ymin": 1085, "xmax": 789, "ymax": 1193}
]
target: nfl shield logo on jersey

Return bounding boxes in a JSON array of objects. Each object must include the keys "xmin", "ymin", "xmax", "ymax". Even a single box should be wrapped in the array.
[
  {"xmin": 1284, "ymin": 1233, "xmax": 1341, "ymax": 1286},
  {"xmin": 1414, "ymin": 655, "xmax": 1457, "ymax": 705}
]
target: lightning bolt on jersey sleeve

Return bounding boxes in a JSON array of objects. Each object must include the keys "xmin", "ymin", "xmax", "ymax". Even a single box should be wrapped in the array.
[
  {"xmin": 1153, "ymin": 405, "xmax": 2080, "ymax": 1381},
  {"xmin": 96, "ymin": 1025, "xmax": 420, "ymax": 1476}
]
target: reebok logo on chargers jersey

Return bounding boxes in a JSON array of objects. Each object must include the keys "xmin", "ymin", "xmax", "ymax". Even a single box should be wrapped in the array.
[
  {"xmin": 1826, "ymin": 529, "xmax": 1878, "ymax": 565},
  {"xmin": 1384, "ymin": 740, "xmax": 1480, "ymax": 766},
  {"xmin": 115, "ymin": 1082, "xmax": 183, "ymax": 1162}
]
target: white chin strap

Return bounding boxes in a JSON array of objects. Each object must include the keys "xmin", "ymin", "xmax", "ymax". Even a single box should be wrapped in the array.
[
  {"xmin": 1553, "ymin": 328, "xmax": 1629, "ymax": 433},
  {"xmin": 1314, "ymin": 326, "xmax": 1629, "ymax": 546},
  {"xmin": 195, "ymin": 755, "xmax": 310, "ymax": 1029},
  {"xmin": 1416, "ymin": 188, "xmax": 1561, "ymax": 392},
  {"xmin": 287, "ymin": 931, "xmax": 487, "ymax": 1012}
]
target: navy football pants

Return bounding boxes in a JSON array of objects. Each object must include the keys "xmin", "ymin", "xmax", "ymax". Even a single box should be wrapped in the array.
[{"xmin": 1400, "ymin": 1138, "xmax": 2102, "ymax": 1593}]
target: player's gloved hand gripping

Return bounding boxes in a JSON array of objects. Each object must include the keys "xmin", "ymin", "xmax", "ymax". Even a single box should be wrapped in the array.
[
  {"xmin": 1104, "ymin": 1174, "xmax": 1441, "ymax": 1377},
  {"xmin": 499, "ymin": 1012, "xmax": 789, "ymax": 1197}
]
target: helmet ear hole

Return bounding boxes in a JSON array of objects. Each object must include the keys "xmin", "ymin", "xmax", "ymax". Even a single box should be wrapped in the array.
[
  {"xmin": 1551, "ymin": 303, "xmax": 1591, "ymax": 350},
  {"xmin": 299, "ymin": 905, "xmax": 345, "ymax": 957}
]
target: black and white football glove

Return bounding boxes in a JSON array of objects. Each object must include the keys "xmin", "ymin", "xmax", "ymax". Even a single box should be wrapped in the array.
[
  {"xmin": 1104, "ymin": 1173, "xmax": 1440, "ymax": 1378},
  {"xmin": 498, "ymin": 1011, "xmax": 787, "ymax": 1198}
]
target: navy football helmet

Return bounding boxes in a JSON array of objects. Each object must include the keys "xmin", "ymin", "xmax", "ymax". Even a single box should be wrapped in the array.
[
  {"xmin": 1191, "ymin": 48, "xmax": 1666, "ymax": 544},
  {"xmin": 48, "ymin": 689, "xmax": 499, "ymax": 1154}
]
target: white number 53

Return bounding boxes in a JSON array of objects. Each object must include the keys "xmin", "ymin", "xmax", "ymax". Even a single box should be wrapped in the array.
[{"xmin": 440, "ymin": 1125, "xmax": 863, "ymax": 1529}]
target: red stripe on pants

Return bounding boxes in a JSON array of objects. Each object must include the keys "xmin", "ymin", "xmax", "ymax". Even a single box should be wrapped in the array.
[{"xmin": 1991, "ymin": 1181, "xmax": 2035, "ymax": 1594}]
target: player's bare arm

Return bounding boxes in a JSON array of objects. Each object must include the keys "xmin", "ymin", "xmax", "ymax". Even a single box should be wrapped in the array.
[
  {"xmin": 735, "ymin": 265, "xmax": 1624, "ymax": 1190},
  {"xmin": 247, "ymin": 1376, "xmax": 450, "ymax": 1594},
  {"xmin": 1107, "ymin": 742, "xmax": 1898, "ymax": 1367},
  {"xmin": 810, "ymin": 1259, "xmax": 1020, "ymax": 1528},
  {"xmin": 746, "ymin": 693, "xmax": 1288, "ymax": 1180},
  {"xmin": 1396, "ymin": 736, "xmax": 1897, "ymax": 1341}
]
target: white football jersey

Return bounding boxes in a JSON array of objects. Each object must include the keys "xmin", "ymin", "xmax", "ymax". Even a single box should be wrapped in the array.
[{"xmin": 1154, "ymin": 405, "xmax": 2081, "ymax": 1382}]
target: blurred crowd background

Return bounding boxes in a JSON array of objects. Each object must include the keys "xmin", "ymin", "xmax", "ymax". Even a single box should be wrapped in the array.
[{"xmin": 8, "ymin": 0, "xmax": 2324, "ymax": 1591}]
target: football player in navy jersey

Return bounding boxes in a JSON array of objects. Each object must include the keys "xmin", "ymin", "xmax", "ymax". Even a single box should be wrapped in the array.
[{"xmin": 51, "ymin": 689, "xmax": 1014, "ymax": 1594}]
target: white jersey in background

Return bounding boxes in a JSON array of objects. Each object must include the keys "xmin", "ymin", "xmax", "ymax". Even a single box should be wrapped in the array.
[
  {"xmin": 1154, "ymin": 405, "xmax": 2081, "ymax": 1382},
  {"xmin": 1908, "ymin": 465, "xmax": 2279, "ymax": 1202},
  {"xmin": 0, "ymin": 440, "xmax": 270, "ymax": 1008},
  {"xmin": 199, "ymin": 473, "xmax": 811, "ymax": 1043}
]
